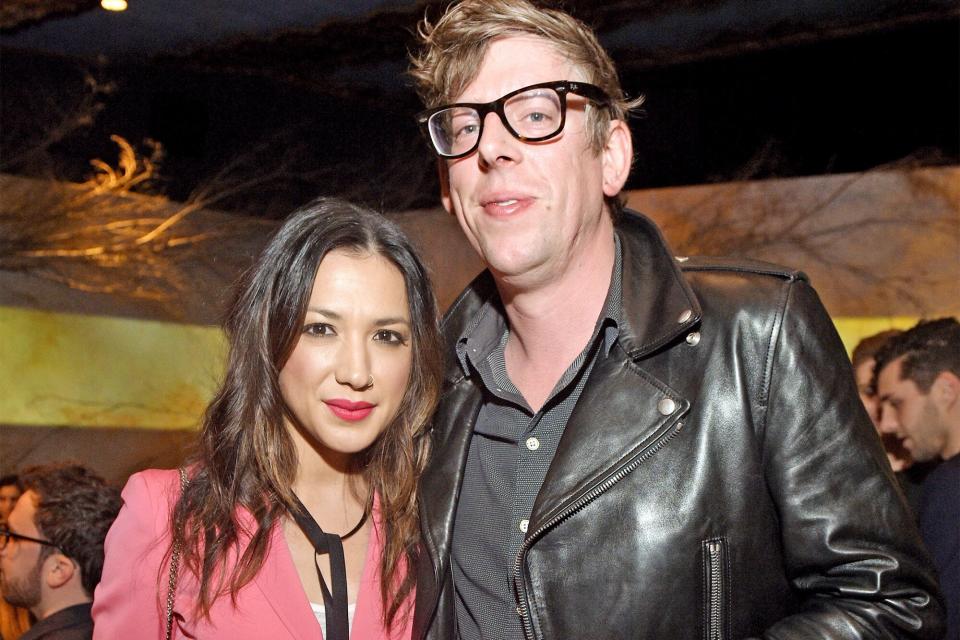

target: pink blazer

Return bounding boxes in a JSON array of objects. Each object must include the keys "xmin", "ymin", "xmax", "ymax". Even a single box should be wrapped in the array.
[{"xmin": 92, "ymin": 469, "xmax": 412, "ymax": 640}]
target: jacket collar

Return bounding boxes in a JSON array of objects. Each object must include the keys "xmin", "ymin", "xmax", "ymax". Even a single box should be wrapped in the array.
[
  {"xmin": 614, "ymin": 211, "xmax": 702, "ymax": 357},
  {"xmin": 21, "ymin": 603, "xmax": 92, "ymax": 640}
]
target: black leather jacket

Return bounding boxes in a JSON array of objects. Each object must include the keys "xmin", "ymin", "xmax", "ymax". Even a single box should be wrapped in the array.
[{"xmin": 413, "ymin": 212, "xmax": 944, "ymax": 640}]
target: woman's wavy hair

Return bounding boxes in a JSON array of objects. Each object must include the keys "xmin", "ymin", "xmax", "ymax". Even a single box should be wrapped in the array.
[{"xmin": 169, "ymin": 198, "xmax": 443, "ymax": 629}]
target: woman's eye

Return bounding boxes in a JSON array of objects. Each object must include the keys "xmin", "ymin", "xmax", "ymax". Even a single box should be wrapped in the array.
[
  {"xmin": 374, "ymin": 329, "xmax": 408, "ymax": 346},
  {"xmin": 303, "ymin": 323, "xmax": 335, "ymax": 337}
]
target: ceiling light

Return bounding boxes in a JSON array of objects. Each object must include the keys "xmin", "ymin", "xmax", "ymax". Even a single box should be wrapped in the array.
[{"xmin": 101, "ymin": 0, "xmax": 128, "ymax": 11}]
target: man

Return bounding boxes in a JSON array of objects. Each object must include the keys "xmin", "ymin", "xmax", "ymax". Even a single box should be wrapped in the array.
[
  {"xmin": 875, "ymin": 318, "xmax": 960, "ymax": 640},
  {"xmin": 0, "ymin": 475, "xmax": 30, "ymax": 640},
  {"xmin": 0, "ymin": 463, "xmax": 121, "ymax": 640},
  {"xmin": 852, "ymin": 332, "xmax": 903, "ymax": 437},
  {"xmin": 0, "ymin": 475, "xmax": 22, "ymax": 528},
  {"xmin": 408, "ymin": 1, "xmax": 944, "ymax": 638},
  {"xmin": 851, "ymin": 330, "xmax": 934, "ymax": 511}
]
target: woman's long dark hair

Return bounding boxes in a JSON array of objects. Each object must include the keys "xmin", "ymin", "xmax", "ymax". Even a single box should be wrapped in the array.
[{"xmin": 169, "ymin": 198, "xmax": 443, "ymax": 628}]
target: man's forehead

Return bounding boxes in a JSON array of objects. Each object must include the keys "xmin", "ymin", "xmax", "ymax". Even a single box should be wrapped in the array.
[
  {"xmin": 878, "ymin": 356, "xmax": 922, "ymax": 398},
  {"xmin": 7, "ymin": 490, "xmax": 39, "ymax": 533},
  {"xmin": 457, "ymin": 35, "xmax": 582, "ymax": 101}
]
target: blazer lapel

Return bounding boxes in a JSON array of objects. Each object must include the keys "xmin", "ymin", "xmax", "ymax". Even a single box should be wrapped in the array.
[{"xmin": 252, "ymin": 517, "xmax": 322, "ymax": 640}]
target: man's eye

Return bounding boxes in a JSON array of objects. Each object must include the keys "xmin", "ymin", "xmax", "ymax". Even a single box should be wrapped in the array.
[
  {"xmin": 455, "ymin": 123, "xmax": 479, "ymax": 139},
  {"xmin": 374, "ymin": 329, "xmax": 408, "ymax": 346},
  {"xmin": 303, "ymin": 323, "xmax": 335, "ymax": 337}
]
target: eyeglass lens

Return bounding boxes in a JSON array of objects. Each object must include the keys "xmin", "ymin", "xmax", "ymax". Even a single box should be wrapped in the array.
[{"xmin": 428, "ymin": 86, "xmax": 564, "ymax": 157}]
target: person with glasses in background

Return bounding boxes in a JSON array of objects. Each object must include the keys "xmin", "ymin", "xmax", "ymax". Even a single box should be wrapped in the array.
[
  {"xmin": 407, "ymin": 1, "xmax": 945, "ymax": 638},
  {"xmin": 0, "ymin": 463, "xmax": 120, "ymax": 640},
  {"xmin": 0, "ymin": 476, "xmax": 22, "ymax": 530},
  {"xmin": 0, "ymin": 476, "xmax": 30, "ymax": 640}
]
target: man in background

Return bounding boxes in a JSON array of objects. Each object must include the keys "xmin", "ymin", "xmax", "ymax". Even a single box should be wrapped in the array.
[
  {"xmin": 0, "ymin": 463, "xmax": 121, "ymax": 640},
  {"xmin": 851, "ymin": 329, "xmax": 937, "ymax": 512},
  {"xmin": 0, "ymin": 474, "xmax": 31, "ymax": 640},
  {"xmin": 875, "ymin": 317, "xmax": 960, "ymax": 640},
  {"xmin": 0, "ymin": 476, "xmax": 22, "ymax": 529}
]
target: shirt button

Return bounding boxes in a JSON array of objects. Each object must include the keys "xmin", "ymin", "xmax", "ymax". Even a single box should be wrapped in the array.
[
  {"xmin": 677, "ymin": 309, "xmax": 693, "ymax": 324},
  {"xmin": 685, "ymin": 331, "xmax": 701, "ymax": 346},
  {"xmin": 519, "ymin": 519, "xmax": 529, "ymax": 533},
  {"xmin": 525, "ymin": 437, "xmax": 540, "ymax": 451}
]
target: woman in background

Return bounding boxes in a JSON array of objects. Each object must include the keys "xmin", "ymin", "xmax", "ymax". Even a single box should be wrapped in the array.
[{"xmin": 93, "ymin": 199, "xmax": 443, "ymax": 639}]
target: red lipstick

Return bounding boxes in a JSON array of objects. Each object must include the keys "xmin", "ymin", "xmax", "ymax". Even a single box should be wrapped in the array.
[{"xmin": 324, "ymin": 399, "xmax": 375, "ymax": 422}]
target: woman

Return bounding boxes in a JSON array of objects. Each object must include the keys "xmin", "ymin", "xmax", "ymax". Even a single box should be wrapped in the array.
[{"xmin": 92, "ymin": 199, "xmax": 443, "ymax": 639}]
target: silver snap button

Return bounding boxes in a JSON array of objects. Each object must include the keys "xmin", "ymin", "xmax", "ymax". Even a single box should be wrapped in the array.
[
  {"xmin": 525, "ymin": 437, "xmax": 540, "ymax": 451},
  {"xmin": 519, "ymin": 519, "xmax": 529, "ymax": 533},
  {"xmin": 685, "ymin": 331, "xmax": 701, "ymax": 346},
  {"xmin": 658, "ymin": 398, "xmax": 677, "ymax": 416},
  {"xmin": 677, "ymin": 309, "xmax": 693, "ymax": 324}
]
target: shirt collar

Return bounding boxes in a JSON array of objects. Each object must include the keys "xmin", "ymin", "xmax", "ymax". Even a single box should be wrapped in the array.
[{"xmin": 455, "ymin": 234, "xmax": 623, "ymax": 376}]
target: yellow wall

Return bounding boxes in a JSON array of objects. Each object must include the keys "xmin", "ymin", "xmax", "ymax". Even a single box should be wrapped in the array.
[
  {"xmin": 0, "ymin": 306, "xmax": 225, "ymax": 430},
  {"xmin": 1, "ymin": 305, "xmax": 928, "ymax": 431},
  {"xmin": 832, "ymin": 316, "xmax": 922, "ymax": 357}
]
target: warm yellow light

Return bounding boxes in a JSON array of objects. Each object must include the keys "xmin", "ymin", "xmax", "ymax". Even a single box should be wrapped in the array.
[{"xmin": 100, "ymin": 0, "xmax": 127, "ymax": 11}]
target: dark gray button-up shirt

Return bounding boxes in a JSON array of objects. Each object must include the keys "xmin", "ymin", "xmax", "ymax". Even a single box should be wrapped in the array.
[{"xmin": 451, "ymin": 238, "xmax": 623, "ymax": 640}]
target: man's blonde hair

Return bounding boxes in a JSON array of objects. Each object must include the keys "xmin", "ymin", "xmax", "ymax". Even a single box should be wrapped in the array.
[{"xmin": 409, "ymin": 0, "xmax": 644, "ymax": 154}]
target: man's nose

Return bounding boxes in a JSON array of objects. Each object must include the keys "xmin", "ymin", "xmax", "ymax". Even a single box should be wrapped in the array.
[
  {"xmin": 877, "ymin": 405, "xmax": 899, "ymax": 434},
  {"xmin": 476, "ymin": 111, "xmax": 519, "ymax": 166}
]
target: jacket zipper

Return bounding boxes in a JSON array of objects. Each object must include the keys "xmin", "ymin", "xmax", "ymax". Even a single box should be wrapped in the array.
[
  {"xmin": 704, "ymin": 538, "xmax": 726, "ymax": 640},
  {"xmin": 513, "ymin": 419, "xmax": 685, "ymax": 640}
]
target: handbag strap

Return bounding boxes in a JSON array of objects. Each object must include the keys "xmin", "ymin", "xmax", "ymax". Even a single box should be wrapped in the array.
[{"xmin": 165, "ymin": 467, "xmax": 189, "ymax": 640}]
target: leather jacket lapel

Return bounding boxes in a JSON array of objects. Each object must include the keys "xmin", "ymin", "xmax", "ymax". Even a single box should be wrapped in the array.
[
  {"xmin": 523, "ymin": 213, "xmax": 700, "ymax": 530},
  {"xmin": 414, "ymin": 378, "xmax": 483, "ymax": 639},
  {"xmin": 529, "ymin": 350, "xmax": 689, "ymax": 530},
  {"xmin": 419, "ymin": 380, "xmax": 481, "ymax": 567}
]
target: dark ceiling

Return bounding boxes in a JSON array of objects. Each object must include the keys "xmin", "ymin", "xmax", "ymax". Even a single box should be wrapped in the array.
[{"xmin": 2, "ymin": 0, "xmax": 958, "ymax": 216}]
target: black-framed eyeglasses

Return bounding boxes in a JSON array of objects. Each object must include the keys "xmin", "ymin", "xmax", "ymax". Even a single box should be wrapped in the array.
[
  {"xmin": 0, "ymin": 527, "xmax": 58, "ymax": 551},
  {"xmin": 416, "ymin": 80, "xmax": 612, "ymax": 159}
]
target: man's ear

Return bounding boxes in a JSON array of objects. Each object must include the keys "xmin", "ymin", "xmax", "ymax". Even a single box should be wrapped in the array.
[
  {"xmin": 438, "ymin": 159, "xmax": 453, "ymax": 214},
  {"xmin": 44, "ymin": 553, "xmax": 77, "ymax": 589},
  {"xmin": 601, "ymin": 118, "xmax": 632, "ymax": 198},
  {"xmin": 931, "ymin": 370, "xmax": 960, "ymax": 410}
]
